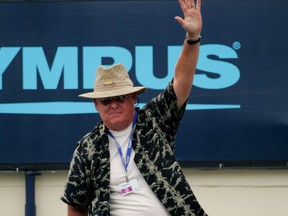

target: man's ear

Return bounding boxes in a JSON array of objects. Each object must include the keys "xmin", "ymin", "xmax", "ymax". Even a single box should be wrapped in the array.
[
  {"xmin": 132, "ymin": 93, "xmax": 138, "ymax": 103},
  {"xmin": 93, "ymin": 99, "xmax": 99, "ymax": 111}
]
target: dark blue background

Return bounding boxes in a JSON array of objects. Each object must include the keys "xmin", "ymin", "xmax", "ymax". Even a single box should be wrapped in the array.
[{"xmin": 0, "ymin": 1, "xmax": 287, "ymax": 170}]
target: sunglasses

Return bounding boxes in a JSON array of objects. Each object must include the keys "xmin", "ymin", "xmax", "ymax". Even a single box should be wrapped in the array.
[{"xmin": 98, "ymin": 95, "xmax": 129, "ymax": 106}]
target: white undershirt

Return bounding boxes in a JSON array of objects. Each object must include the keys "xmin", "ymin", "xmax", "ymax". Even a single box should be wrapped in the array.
[{"xmin": 108, "ymin": 124, "xmax": 170, "ymax": 216}]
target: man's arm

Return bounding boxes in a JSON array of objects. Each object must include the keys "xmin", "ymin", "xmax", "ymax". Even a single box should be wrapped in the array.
[
  {"xmin": 68, "ymin": 205, "xmax": 88, "ymax": 216},
  {"xmin": 174, "ymin": 0, "xmax": 202, "ymax": 109}
]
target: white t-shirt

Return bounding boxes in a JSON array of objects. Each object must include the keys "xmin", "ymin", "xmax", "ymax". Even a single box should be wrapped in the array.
[{"xmin": 108, "ymin": 124, "xmax": 170, "ymax": 216}]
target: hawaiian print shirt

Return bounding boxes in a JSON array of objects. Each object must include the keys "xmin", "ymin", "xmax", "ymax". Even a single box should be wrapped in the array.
[{"xmin": 61, "ymin": 80, "xmax": 207, "ymax": 216}]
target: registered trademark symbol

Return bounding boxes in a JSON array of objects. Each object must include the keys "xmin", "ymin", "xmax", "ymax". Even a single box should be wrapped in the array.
[{"xmin": 233, "ymin": 41, "xmax": 241, "ymax": 50}]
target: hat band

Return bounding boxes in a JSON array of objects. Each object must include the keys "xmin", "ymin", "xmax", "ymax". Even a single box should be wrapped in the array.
[{"xmin": 94, "ymin": 78, "xmax": 134, "ymax": 92}]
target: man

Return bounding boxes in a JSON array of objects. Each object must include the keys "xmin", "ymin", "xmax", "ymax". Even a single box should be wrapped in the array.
[{"xmin": 61, "ymin": 0, "xmax": 207, "ymax": 215}]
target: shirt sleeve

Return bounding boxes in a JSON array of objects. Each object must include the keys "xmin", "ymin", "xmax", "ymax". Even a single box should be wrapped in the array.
[
  {"xmin": 141, "ymin": 79, "xmax": 187, "ymax": 146},
  {"xmin": 60, "ymin": 139, "xmax": 91, "ymax": 209}
]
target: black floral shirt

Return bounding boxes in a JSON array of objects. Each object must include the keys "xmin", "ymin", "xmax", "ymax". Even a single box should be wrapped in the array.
[{"xmin": 61, "ymin": 80, "xmax": 207, "ymax": 216}]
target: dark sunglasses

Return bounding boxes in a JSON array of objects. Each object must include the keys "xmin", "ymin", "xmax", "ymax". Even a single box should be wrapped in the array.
[{"xmin": 98, "ymin": 95, "xmax": 129, "ymax": 106}]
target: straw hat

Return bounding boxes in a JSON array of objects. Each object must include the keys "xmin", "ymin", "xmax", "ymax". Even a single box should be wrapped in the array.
[{"xmin": 79, "ymin": 64, "xmax": 147, "ymax": 99}]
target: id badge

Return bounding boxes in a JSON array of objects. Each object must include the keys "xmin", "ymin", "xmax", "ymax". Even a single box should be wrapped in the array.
[{"xmin": 119, "ymin": 178, "xmax": 140, "ymax": 196}]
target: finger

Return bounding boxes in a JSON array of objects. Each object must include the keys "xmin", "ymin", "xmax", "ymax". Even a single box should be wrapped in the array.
[
  {"xmin": 196, "ymin": 0, "xmax": 201, "ymax": 10},
  {"xmin": 179, "ymin": 0, "xmax": 188, "ymax": 12},
  {"xmin": 186, "ymin": 0, "xmax": 193, "ymax": 9},
  {"xmin": 175, "ymin": 16, "xmax": 184, "ymax": 25},
  {"xmin": 174, "ymin": 16, "xmax": 185, "ymax": 27},
  {"xmin": 190, "ymin": 0, "xmax": 196, "ymax": 8}
]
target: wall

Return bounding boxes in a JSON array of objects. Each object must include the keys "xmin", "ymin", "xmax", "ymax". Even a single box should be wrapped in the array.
[{"xmin": 0, "ymin": 169, "xmax": 288, "ymax": 216}]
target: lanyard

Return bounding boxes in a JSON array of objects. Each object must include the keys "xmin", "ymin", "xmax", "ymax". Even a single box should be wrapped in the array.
[{"xmin": 107, "ymin": 111, "xmax": 138, "ymax": 182}]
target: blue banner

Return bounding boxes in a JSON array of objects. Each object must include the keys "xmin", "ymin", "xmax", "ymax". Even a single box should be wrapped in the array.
[{"xmin": 0, "ymin": 1, "xmax": 287, "ymax": 169}]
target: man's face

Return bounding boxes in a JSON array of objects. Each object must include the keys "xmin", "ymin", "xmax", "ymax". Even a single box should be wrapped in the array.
[{"xmin": 94, "ymin": 93, "xmax": 137, "ymax": 131}]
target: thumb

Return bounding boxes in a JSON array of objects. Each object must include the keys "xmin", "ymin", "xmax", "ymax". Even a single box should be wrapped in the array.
[{"xmin": 174, "ymin": 16, "xmax": 185, "ymax": 27}]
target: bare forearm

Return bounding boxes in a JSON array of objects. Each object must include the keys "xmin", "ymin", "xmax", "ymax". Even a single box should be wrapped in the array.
[
  {"xmin": 68, "ymin": 205, "xmax": 88, "ymax": 216},
  {"xmin": 174, "ymin": 0, "xmax": 202, "ymax": 108},
  {"xmin": 175, "ymin": 40, "xmax": 200, "ymax": 81},
  {"xmin": 176, "ymin": 37, "xmax": 200, "ymax": 77},
  {"xmin": 174, "ymin": 40, "xmax": 200, "ymax": 105}
]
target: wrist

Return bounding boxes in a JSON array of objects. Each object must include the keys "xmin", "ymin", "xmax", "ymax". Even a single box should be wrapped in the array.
[
  {"xmin": 186, "ymin": 32, "xmax": 200, "ymax": 40},
  {"xmin": 185, "ymin": 32, "xmax": 201, "ymax": 45}
]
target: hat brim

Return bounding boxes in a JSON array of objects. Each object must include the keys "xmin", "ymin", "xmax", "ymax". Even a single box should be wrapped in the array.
[{"xmin": 79, "ymin": 86, "xmax": 147, "ymax": 99}]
